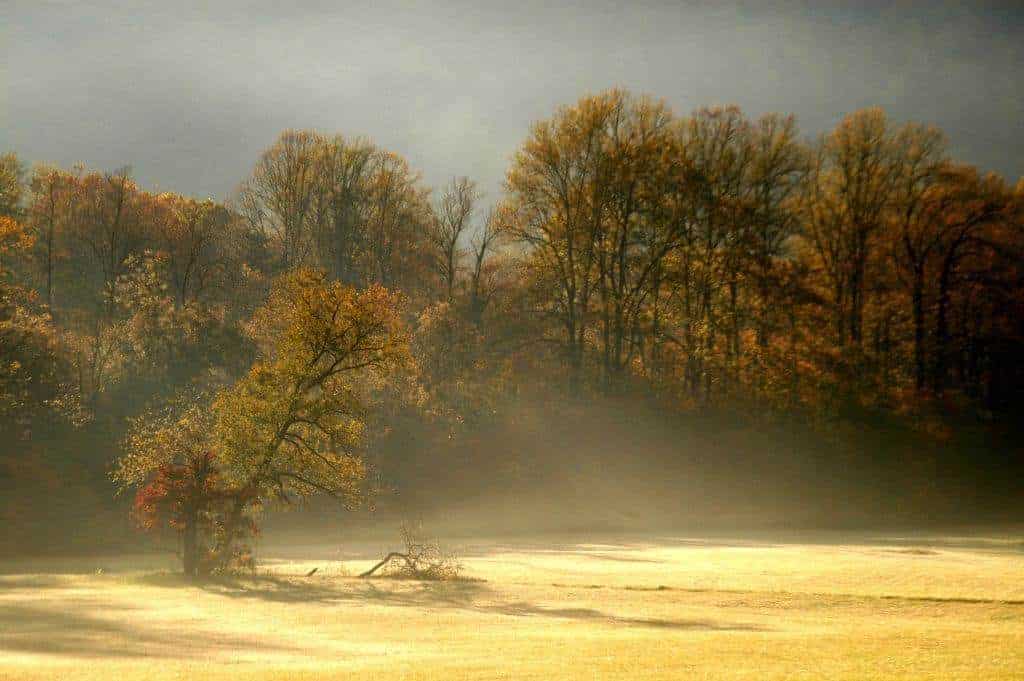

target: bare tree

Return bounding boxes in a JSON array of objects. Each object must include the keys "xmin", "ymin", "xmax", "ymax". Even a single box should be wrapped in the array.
[
  {"xmin": 467, "ymin": 206, "xmax": 507, "ymax": 324},
  {"xmin": 238, "ymin": 130, "xmax": 321, "ymax": 270},
  {"xmin": 430, "ymin": 176, "xmax": 479, "ymax": 301}
]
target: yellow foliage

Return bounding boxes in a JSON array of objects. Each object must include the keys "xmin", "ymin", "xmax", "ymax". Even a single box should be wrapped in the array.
[{"xmin": 214, "ymin": 268, "xmax": 412, "ymax": 508}]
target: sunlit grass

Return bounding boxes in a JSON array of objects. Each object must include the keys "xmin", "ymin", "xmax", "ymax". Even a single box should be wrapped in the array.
[{"xmin": 1, "ymin": 532, "xmax": 1022, "ymax": 680}]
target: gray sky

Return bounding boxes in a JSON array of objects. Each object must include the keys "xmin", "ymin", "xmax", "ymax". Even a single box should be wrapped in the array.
[{"xmin": 3, "ymin": 1, "xmax": 1022, "ymax": 203}]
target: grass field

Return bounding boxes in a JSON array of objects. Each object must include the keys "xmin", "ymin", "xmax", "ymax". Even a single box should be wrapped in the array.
[{"xmin": 2, "ymin": 530, "xmax": 1023, "ymax": 680}]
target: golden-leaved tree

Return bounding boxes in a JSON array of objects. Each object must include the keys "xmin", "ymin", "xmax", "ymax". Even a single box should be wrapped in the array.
[{"xmin": 114, "ymin": 268, "xmax": 412, "ymax": 576}]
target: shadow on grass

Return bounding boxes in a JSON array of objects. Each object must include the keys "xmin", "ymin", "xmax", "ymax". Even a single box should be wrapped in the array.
[
  {"xmin": 138, "ymin": 571, "xmax": 489, "ymax": 610},
  {"xmin": 482, "ymin": 600, "xmax": 765, "ymax": 631},
  {"xmin": 0, "ymin": 553, "xmax": 178, "ymax": 576},
  {"xmin": 0, "ymin": 601, "xmax": 296, "ymax": 659},
  {"xmin": 0, "ymin": 567, "xmax": 767, "ymax": 662},
  {"xmin": 0, "ymin": 575, "xmax": 67, "ymax": 591},
  {"xmin": 135, "ymin": 572, "xmax": 767, "ymax": 632}
]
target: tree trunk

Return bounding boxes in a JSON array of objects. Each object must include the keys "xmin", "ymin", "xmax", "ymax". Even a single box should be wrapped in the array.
[
  {"xmin": 182, "ymin": 508, "xmax": 199, "ymax": 578},
  {"xmin": 932, "ymin": 252, "xmax": 955, "ymax": 393},
  {"xmin": 911, "ymin": 271, "xmax": 926, "ymax": 392},
  {"xmin": 45, "ymin": 220, "xmax": 54, "ymax": 310}
]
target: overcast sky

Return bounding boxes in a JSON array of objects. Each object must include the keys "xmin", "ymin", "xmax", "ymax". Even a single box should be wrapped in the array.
[{"xmin": 3, "ymin": 1, "xmax": 1022, "ymax": 203}]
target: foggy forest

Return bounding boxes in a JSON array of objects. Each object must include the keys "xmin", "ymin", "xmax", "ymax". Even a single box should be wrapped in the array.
[{"xmin": 2, "ymin": 2, "xmax": 1023, "ymax": 680}]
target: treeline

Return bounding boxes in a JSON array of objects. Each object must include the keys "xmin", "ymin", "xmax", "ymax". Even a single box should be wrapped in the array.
[
  {"xmin": 1, "ymin": 89, "xmax": 1023, "ymax": 552},
  {"xmin": 504, "ymin": 94, "xmax": 1023, "ymax": 415}
]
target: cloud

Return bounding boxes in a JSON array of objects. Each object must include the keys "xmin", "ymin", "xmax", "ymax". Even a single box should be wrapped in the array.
[{"xmin": 3, "ymin": 0, "xmax": 1021, "ymax": 201}]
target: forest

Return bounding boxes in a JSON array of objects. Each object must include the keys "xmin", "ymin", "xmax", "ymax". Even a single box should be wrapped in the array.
[{"xmin": 2, "ymin": 89, "xmax": 1023, "ymax": 571}]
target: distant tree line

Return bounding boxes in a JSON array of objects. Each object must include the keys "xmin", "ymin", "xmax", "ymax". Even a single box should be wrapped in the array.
[{"xmin": 1, "ymin": 89, "xmax": 1022, "ymax": 565}]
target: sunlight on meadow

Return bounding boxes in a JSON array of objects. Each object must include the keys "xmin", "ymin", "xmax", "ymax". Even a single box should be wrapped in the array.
[{"xmin": 2, "ymin": 533, "xmax": 1022, "ymax": 681}]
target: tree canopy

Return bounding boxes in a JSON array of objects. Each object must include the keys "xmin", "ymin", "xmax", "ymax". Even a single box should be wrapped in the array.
[{"xmin": 2, "ymin": 89, "xmax": 1022, "ymax": 565}]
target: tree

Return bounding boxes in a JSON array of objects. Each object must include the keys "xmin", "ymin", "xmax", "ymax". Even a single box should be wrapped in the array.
[
  {"xmin": 238, "ymin": 132, "xmax": 436, "ymax": 297},
  {"xmin": 505, "ymin": 94, "xmax": 813, "ymax": 402},
  {"xmin": 883, "ymin": 125, "xmax": 947, "ymax": 391},
  {"xmin": 803, "ymin": 109, "xmax": 903, "ymax": 349},
  {"xmin": 114, "ymin": 396, "xmax": 227, "ymax": 577},
  {"xmin": 27, "ymin": 166, "xmax": 72, "ymax": 309},
  {"xmin": 744, "ymin": 114, "xmax": 808, "ymax": 353},
  {"xmin": 155, "ymin": 195, "xmax": 238, "ymax": 308},
  {"xmin": 113, "ymin": 270, "xmax": 412, "ymax": 573},
  {"xmin": 4, "ymin": 97, "xmax": 1023, "ymax": 562},
  {"xmin": 0, "ymin": 216, "xmax": 81, "ymax": 503},
  {"xmin": 506, "ymin": 90, "xmax": 630, "ymax": 392},
  {"xmin": 430, "ymin": 176, "xmax": 479, "ymax": 302},
  {"xmin": 592, "ymin": 96, "xmax": 678, "ymax": 391},
  {"xmin": 211, "ymin": 268, "xmax": 412, "ymax": 557},
  {"xmin": 67, "ymin": 168, "xmax": 151, "ymax": 308},
  {"xmin": 109, "ymin": 252, "xmax": 243, "ymax": 388},
  {"xmin": 668, "ymin": 106, "xmax": 755, "ymax": 400},
  {"xmin": 0, "ymin": 216, "xmax": 69, "ymax": 425},
  {"xmin": 927, "ymin": 168, "xmax": 1015, "ymax": 396},
  {"xmin": 0, "ymin": 216, "xmax": 82, "ymax": 556},
  {"xmin": 310, "ymin": 135, "xmax": 376, "ymax": 284},
  {"xmin": 0, "ymin": 153, "xmax": 25, "ymax": 219},
  {"xmin": 466, "ymin": 206, "xmax": 509, "ymax": 325},
  {"xmin": 362, "ymin": 151, "xmax": 433, "ymax": 294},
  {"xmin": 238, "ymin": 130, "xmax": 321, "ymax": 270}
]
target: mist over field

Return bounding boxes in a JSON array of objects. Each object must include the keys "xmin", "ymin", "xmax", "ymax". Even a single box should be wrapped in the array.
[{"xmin": 2, "ymin": 2, "xmax": 1024, "ymax": 680}]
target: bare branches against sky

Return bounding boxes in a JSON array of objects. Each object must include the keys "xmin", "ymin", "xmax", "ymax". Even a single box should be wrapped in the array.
[{"xmin": 3, "ymin": 1, "xmax": 1022, "ymax": 199}]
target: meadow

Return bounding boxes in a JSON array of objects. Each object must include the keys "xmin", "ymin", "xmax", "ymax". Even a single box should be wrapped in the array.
[{"xmin": 1, "ymin": 530, "xmax": 1023, "ymax": 680}]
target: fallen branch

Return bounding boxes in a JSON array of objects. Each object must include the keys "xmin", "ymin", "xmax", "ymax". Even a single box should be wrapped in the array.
[
  {"xmin": 359, "ymin": 552, "xmax": 411, "ymax": 578},
  {"xmin": 358, "ymin": 523, "xmax": 462, "ymax": 580}
]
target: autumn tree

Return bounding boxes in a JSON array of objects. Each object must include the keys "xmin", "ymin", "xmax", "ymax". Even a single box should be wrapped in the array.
[
  {"xmin": 883, "ymin": 124, "xmax": 948, "ymax": 391},
  {"xmin": 506, "ymin": 90, "xmax": 629, "ymax": 392},
  {"xmin": 925, "ymin": 168, "xmax": 1017, "ymax": 398},
  {"xmin": 4, "ymin": 93, "xmax": 1023, "ymax": 556},
  {"xmin": 590, "ymin": 96, "xmax": 679, "ymax": 391},
  {"xmin": 668, "ymin": 106, "xmax": 758, "ymax": 400},
  {"xmin": 802, "ymin": 109, "xmax": 905, "ymax": 351},
  {"xmin": 743, "ymin": 114, "xmax": 808, "ymax": 355},
  {"xmin": 66, "ymin": 168, "xmax": 152, "ymax": 307},
  {"xmin": 112, "ymin": 269, "xmax": 412, "ymax": 572},
  {"xmin": 0, "ymin": 216, "xmax": 81, "ymax": 537},
  {"xmin": 0, "ymin": 153, "xmax": 25, "ymax": 220},
  {"xmin": 361, "ymin": 151, "xmax": 433, "ymax": 294},
  {"xmin": 0, "ymin": 213, "xmax": 80, "ymax": 499},
  {"xmin": 309, "ymin": 135, "xmax": 376, "ymax": 284},
  {"xmin": 238, "ymin": 131, "xmax": 435, "ymax": 296},
  {"xmin": 26, "ymin": 166, "xmax": 72, "ymax": 309},
  {"xmin": 0, "ymin": 216, "xmax": 68, "ymax": 424},
  {"xmin": 210, "ymin": 268, "xmax": 412, "ymax": 557},
  {"xmin": 0, "ymin": 155, "xmax": 29, "ymax": 287},
  {"xmin": 505, "ymin": 93, "xmax": 808, "ymax": 402},
  {"xmin": 114, "ymin": 396, "xmax": 225, "ymax": 577},
  {"xmin": 155, "ymin": 195, "xmax": 239, "ymax": 308},
  {"xmin": 106, "ymin": 252, "xmax": 246, "ymax": 390}
]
